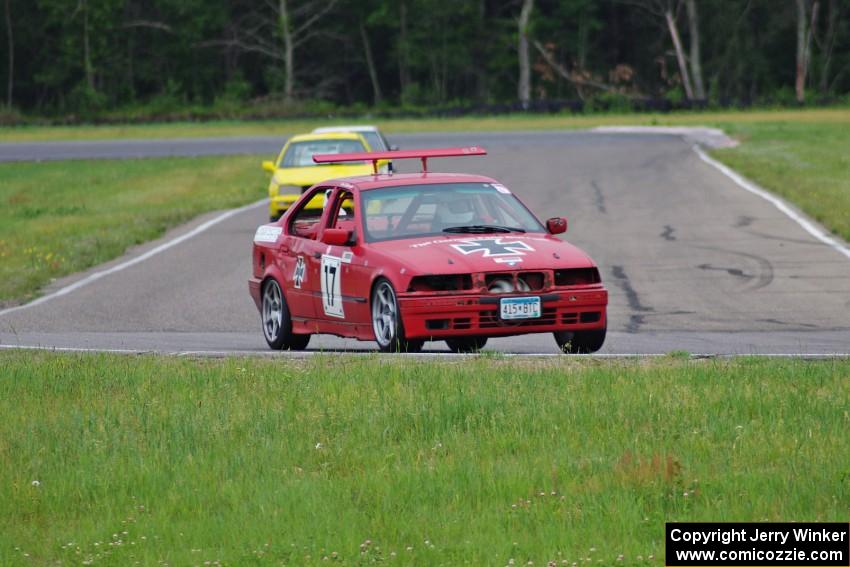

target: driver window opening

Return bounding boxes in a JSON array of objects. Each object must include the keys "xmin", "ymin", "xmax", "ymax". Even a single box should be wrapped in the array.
[
  {"xmin": 327, "ymin": 190, "xmax": 357, "ymax": 232},
  {"xmin": 289, "ymin": 189, "xmax": 328, "ymax": 240}
]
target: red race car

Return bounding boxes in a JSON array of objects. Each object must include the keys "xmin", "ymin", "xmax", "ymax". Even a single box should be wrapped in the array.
[{"xmin": 248, "ymin": 147, "xmax": 608, "ymax": 353}]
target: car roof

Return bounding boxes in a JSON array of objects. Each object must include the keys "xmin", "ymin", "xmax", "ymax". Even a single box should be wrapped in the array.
[
  {"xmin": 287, "ymin": 132, "xmax": 366, "ymax": 143},
  {"xmin": 325, "ymin": 172, "xmax": 499, "ymax": 191},
  {"xmin": 312, "ymin": 125, "xmax": 379, "ymax": 134}
]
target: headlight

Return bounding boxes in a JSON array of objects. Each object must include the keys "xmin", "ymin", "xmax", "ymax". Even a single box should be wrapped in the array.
[{"xmin": 554, "ymin": 268, "xmax": 600, "ymax": 286}]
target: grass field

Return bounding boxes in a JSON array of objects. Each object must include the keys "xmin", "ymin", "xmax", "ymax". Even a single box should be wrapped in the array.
[
  {"xmin": 712, "ymin": 120, "xmax": 850, "ymax": 242},
  {"xmin": 0, "ymin": 352, "xmax": 848, "ymax": 565},
  {"xmin": 0, "ymin": 156, "xmax": 266, "ymax": 305}
]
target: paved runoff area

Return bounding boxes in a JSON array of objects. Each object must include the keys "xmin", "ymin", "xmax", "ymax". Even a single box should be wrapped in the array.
[{"xmin": 1, "ymin": 130, "xmax": 849, "ymax": 355}]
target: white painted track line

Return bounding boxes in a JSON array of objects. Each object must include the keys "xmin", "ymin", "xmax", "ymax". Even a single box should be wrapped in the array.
[
  {"xmin": 693, "ymin": 145, "xmax": 850, "ymax": 261},
  {"xmin": 0, "ymin": 198, "xmax": 269, "ymax": 318},
  {"xmin": 0, "ymin": 343, "xmax": 847, "ymax": 358}
]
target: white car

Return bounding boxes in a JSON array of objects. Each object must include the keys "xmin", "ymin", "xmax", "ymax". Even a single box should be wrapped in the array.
[{"xmin": 312, "ymin": 125, "xmax": 398, "ymax": 152}]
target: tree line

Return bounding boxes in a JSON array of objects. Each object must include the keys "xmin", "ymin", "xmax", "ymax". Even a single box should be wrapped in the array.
[{"xmin": 2, "ymin": 0, "xmax": 849, "ymax": 119}]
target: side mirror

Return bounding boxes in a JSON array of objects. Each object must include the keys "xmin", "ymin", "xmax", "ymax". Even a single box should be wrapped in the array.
[
  {"xmin": 262, "ymin": 160, "xmax": 276, "ymax": 173},
  {"xmin": 546, "ymin": 217, "xmax": 568, "ymax": 234},
  {"xmin": 321, "ymin": 228, "xmax": 353, "ymax": 246}
]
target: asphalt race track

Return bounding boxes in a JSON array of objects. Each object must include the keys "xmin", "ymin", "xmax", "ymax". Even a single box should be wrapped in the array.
[{"xmin": 1, "ymin": 131, "xmax": 849, "ymax": 355}]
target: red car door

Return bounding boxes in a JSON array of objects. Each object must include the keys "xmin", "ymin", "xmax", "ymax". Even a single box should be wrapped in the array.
[
  {"xmin": 311, "ymin": 188, "xmax": 372, "ymax": 333},
  {"xmin": 281, "ymin": 187, "xmax": 331, "ymax": 323}
]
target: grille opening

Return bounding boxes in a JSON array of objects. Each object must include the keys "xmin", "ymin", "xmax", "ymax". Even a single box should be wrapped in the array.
[
  {"xmin": 408, "ymin": 274, "xmax": 473, "ymax": 292},
  {"xmin": 480, "ymin": 308, "xmax": 558, "ymax": 328},
  {"xmin": 485, "ymin": 274, "xmax": 531, "ymax": 294},
  {"xmin": 554, "ymin": 267, "xmax": 600, "ymax": 286},
  {"xmin": 426, "ymin": 318, "xmax": 471, "ymax": 331},
  {"xmin": 426, "ymin": 319, "xmax": 450, "ymax": 330},
  {"xmin": 580, "ymin": 311, "xmax": 601, "ymax": 323},
  {"xmin": 518, "ymin": 272, "xmax": 545, "ymax": 291},
  {"xmin": 562, "ymin": 312, "xmax": 579, "ymax": 324},
  {"xmin": 485, "ymin": 274, "xmax": 507, "ymax": 288}
]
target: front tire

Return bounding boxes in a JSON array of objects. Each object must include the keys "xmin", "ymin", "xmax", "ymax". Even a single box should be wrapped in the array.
[
  {"xmin": 262, "ymin": 278, "xmax": 310, "ymax": 350},
  {"xmin": 554, "ymin": 326, "xmax": 606, "ymax": 354},
  {"xmin": 445, "ymin": 336, "xmax": 488, "ymax": 353},
  {"xmin": 371, "ymin": 278, "xmax": 423, "ymax": 353}
]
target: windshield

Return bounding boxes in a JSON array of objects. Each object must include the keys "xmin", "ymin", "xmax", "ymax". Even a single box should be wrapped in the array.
[
  {"xmin": 359, "ymin": 131, "xmax": 385, "ymax": 150},
  {"xmin": 281, "ymin": 139, "xmax": 367, "ymax": 167},
  {"xmin": 361, "ymin": 182, "xmax": 544, "ymax": 242}
]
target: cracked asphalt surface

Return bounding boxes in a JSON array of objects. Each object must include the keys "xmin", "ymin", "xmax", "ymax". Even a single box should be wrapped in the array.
[{"xmin": 1, "ymin": 131, "xmax": 849, "ymax": 354}]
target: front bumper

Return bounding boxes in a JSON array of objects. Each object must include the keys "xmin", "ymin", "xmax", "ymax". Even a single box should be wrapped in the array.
[
  {"xmin": 398, "ymin": 288, "xmax": 608, "ymax": 339},
  {"xmin": 248, "ymin": 277, "xmax": 262, "ymax": 310}
]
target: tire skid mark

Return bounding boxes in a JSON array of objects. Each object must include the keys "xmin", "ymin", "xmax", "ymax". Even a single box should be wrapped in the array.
[
  {"xmin": 756, "ymin": 318, "xmax": 820, "ymax": 329},
  {"xmin": 610, "ymin": 265, "xmax": 654, "ymax": 333},
  {"xmin": 734, "ymin": 215, "xmax": 817, "ymax": 246},
  {"xmin": 661, "ymin": 225, "xmax": 676, "ymax": 241},
  {"xmin": 734, "ymin": 215, "xmax": 755, "ymax": 228},
  {"xmin": 697, "ymin": 264, "xmax": 753, "ymax": 280},
  {"xmin": 591, "ymin": 180, "xmax": 607, "ymax": 214},
  {"xmin": 692, "ymin": 245, "xmax": 774, "ymax": 291}
]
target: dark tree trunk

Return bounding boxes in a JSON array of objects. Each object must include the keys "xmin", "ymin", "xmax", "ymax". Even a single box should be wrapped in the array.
[
  {"xmin": 4, "ymin": 0, "xmax": 12, "ymax": 108},
  {"xmin": 279, "ymin": 0, "xmax": 294, "ymax": 101},
  {"xmin": 818, "ymin": 0, "xmax": 838, "ymax": 92},
  {"xmin": 665, "ymin": 8, "xmax": 694, "ymax": 101},
  {"xmin": 518, "ymin": 0, "xmax": 533, "ymax": 108},
  {"xmin": 473, "ymin": 0, "xmax": 488, "ymax": 101},
  {"xmin": 686, "ymin": 0, "xmax": 706, "ymax": 100},
  {"xmin": 82, "ymin": 0, "xmax": 94, "ymax": 90},
  {"xmin": 398, "ymin": 0, "xmax": 410, "ymax": 104},
  {"xmin": 795, "ymin": 0, "xmax": 819, "ymax": 102},
  {"xmin": 359, "ymin": 20, "xmax": 382, "ymax": 106}
]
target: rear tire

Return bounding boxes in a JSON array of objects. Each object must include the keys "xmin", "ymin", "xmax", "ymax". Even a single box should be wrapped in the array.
[
  {"xmin": 371, "ymin": 278, "xmax": 423, "ymax": 353},
  {"xmin": 261, "ymin": 278, "xmax": 310, "ymax": 350},
  {"xmin": 445, "ymin": 336, "xmax": 488, "ymax": 353},
  {"xmin": 554, "ymin": 326, "xmax": 606, "ymax": 354}
]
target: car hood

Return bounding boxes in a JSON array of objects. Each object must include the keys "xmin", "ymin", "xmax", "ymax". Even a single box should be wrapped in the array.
[
  {"xmin": 274, "ymin": 164, "xmax": 374, "ymax": 187},
  {"xmin": 369, "ymin": 233, "xmax": 595, "ymax": 273}
]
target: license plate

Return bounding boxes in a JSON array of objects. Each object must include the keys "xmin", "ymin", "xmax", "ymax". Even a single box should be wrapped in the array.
[{"xmin": 500, "ymin": 296, "xmax": 541, "ymax": 320}]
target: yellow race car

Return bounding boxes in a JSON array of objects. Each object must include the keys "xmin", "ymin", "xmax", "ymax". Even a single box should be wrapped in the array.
[{"xmin": 262, "ymin": 132, "xmax": 382, "ymax": 221}]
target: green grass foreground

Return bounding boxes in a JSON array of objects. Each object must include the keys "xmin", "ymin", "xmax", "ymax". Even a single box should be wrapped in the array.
[
  {"xmin": 1, "ymin": 352, "xmax": 848, "ymax": 565},
  {"xmin": 0, "ymin": 156, "xmax": 266, "ymax": 305}
]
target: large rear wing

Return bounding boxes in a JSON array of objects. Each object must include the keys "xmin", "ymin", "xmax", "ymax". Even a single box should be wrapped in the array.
[{"xmin": 312, "ymin": 146, "xmax": 487, "ymax": 174}]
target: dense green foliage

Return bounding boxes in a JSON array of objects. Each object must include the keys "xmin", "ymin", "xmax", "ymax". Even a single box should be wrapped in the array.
[
  {"xmin": 1, "ymin": 352, "xmax": 849, "ymax": 564},
  {"xmin": 2, "ymin": 0, "xmax": 850, "ymax": 120}
]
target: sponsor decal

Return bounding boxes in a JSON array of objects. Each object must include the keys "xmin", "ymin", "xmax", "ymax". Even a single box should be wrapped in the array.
[
  {"xmin": 410, "ymin": 236, "xmax": 548, "ymax": 249},
  {"xmin": 320, "ymin": 255, "xmax": 344, "ymax": 318},
  {"xmin": 293, "ymin": 256, "xmax": 306, "ymax": 289},
  {"xmin": 341, "ymin": 251, "xmax": 353, "ymax": 264},
  {"xmin": 492, "ymin": 183, "xmax": 512, "ymax": 194},
  {"xmin": 451, "ymin": 238, "xmax": 534, "ymax": 258},
  {"xmin": 254, "ymin": 225, "xmax": 282, "ymax": 243},
  {"xmin": 494, "ymin": 257, "xmax": 523, "ymax": 265}
]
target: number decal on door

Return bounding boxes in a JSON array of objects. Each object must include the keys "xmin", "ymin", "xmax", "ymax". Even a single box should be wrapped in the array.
[{"xmin": 320, "ymin": 255, "xmax": 344, "ymax": 318}]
